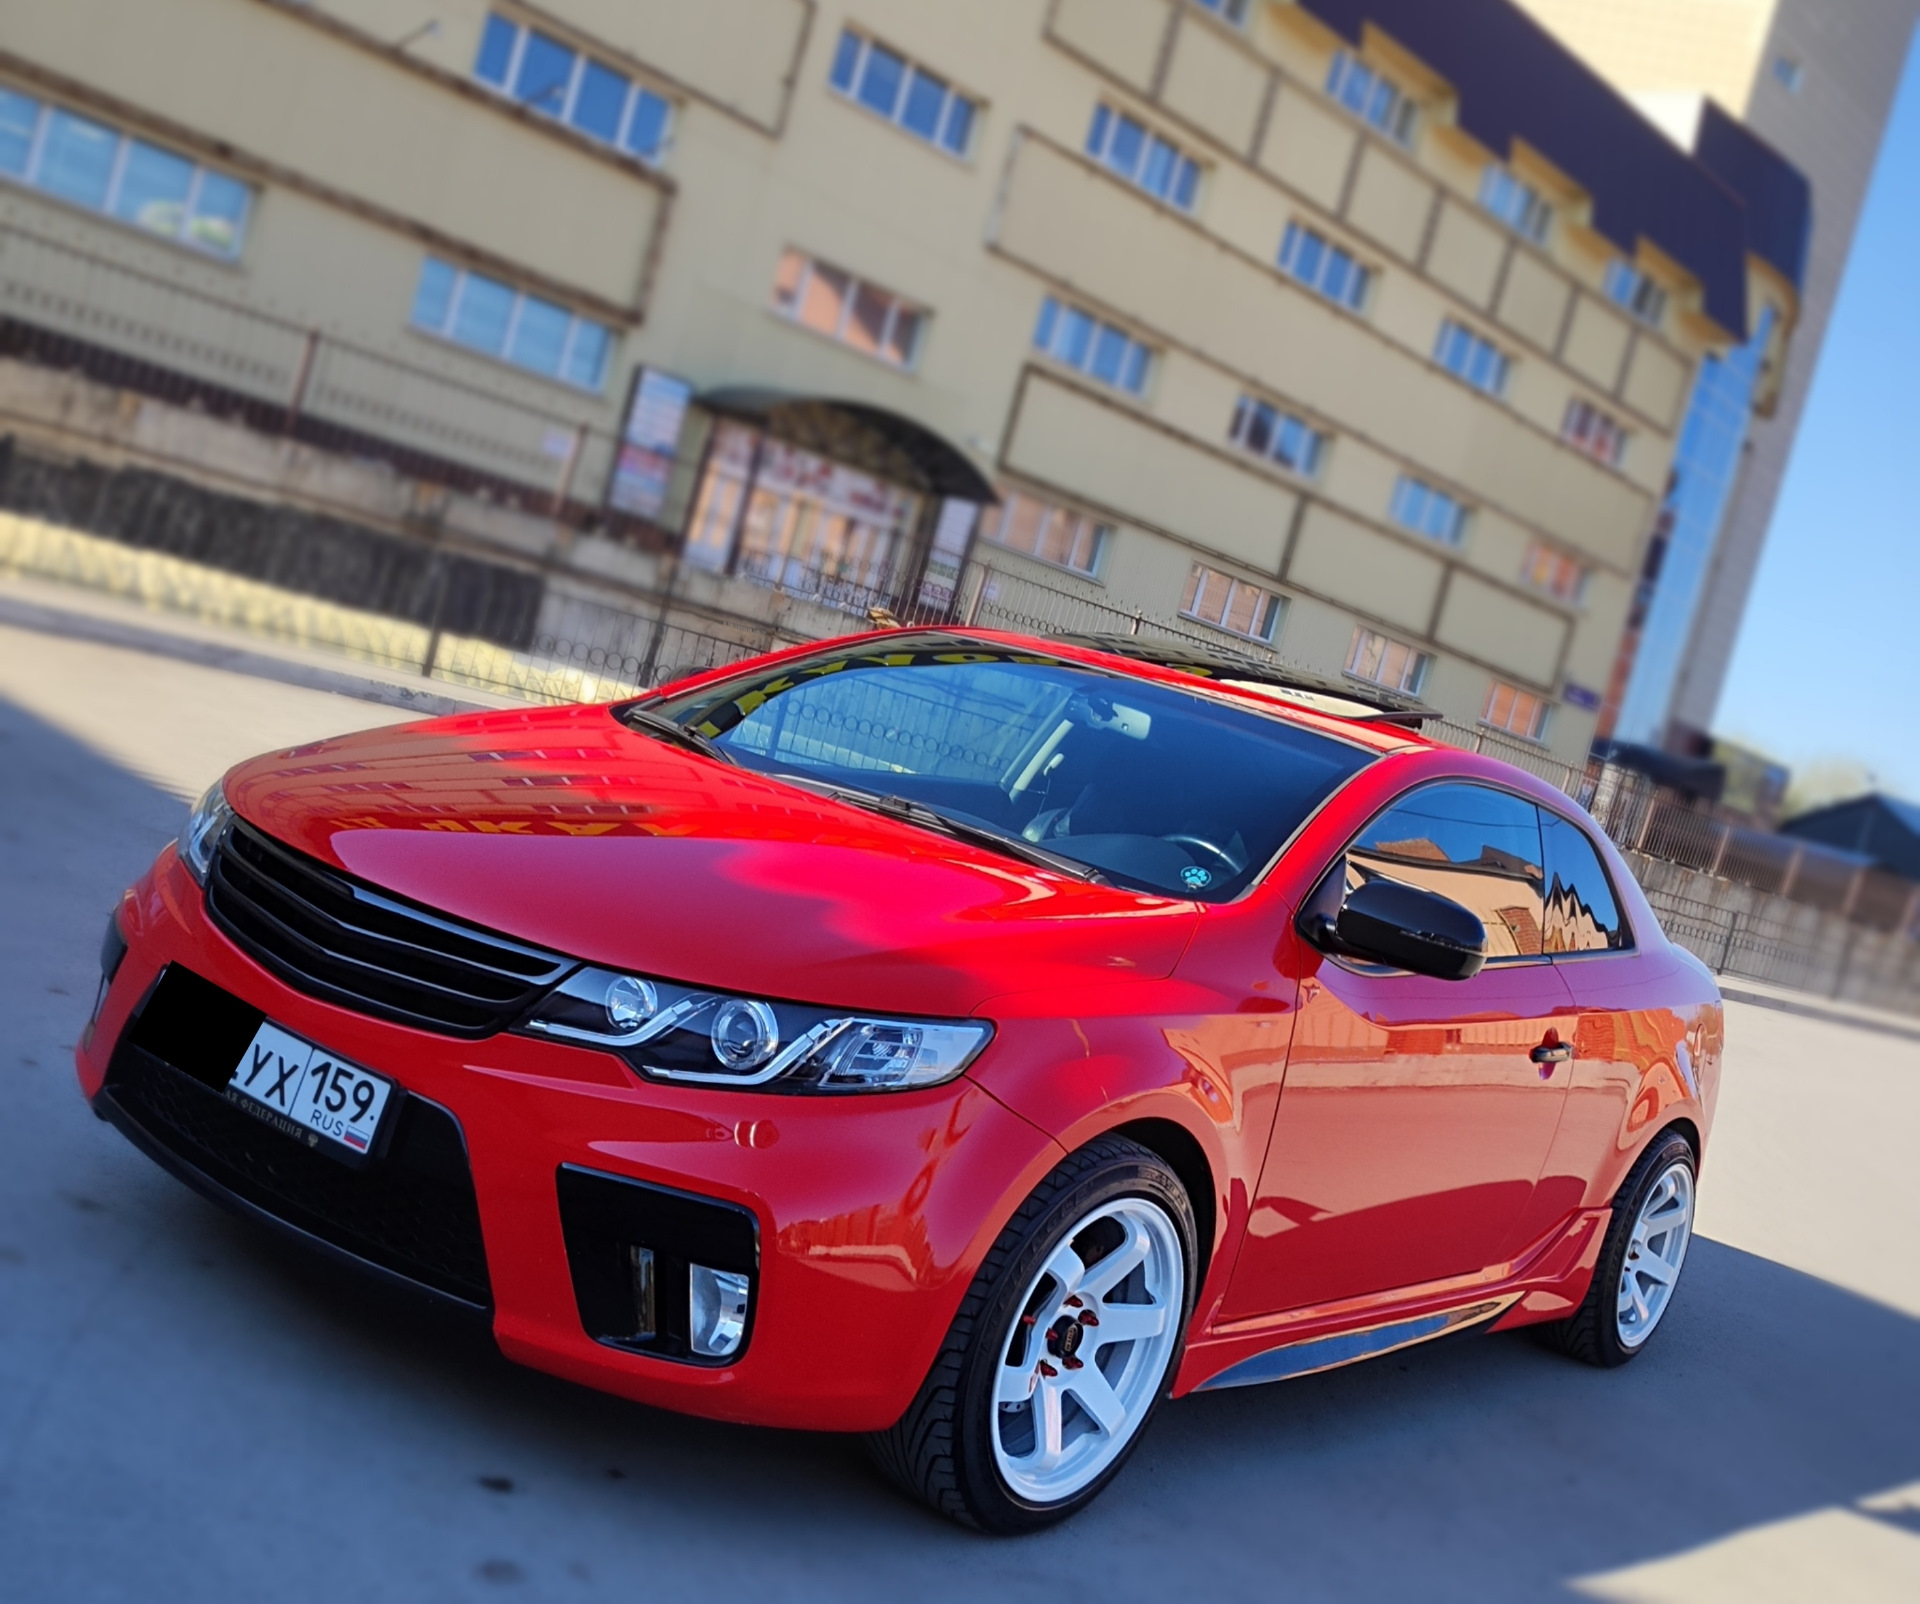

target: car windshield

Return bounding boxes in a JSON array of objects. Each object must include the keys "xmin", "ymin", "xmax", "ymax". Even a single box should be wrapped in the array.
[{"xmin": 640, "ymin": 639, "xmax": 1374, "ymax": 900}]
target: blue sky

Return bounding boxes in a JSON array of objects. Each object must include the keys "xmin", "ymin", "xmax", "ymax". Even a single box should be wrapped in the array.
[{"xmin": 1715, "ymin": 31, "xmax": 1920, "ymax": 799}]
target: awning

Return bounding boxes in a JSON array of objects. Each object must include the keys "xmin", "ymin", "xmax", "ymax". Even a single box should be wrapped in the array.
[{"xmin": 699, "ymin": 388, "xmax": 999, "ymax": 504}]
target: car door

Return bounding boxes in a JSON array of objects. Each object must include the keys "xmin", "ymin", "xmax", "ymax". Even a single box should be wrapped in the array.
[
  {"xmin": 1516, "ymin": 807, "xmax": 1683, "ymax": 1242},
  {"xmin": 1221, "ymin": 782, "xmax": 1577, "ymax": 1321}
]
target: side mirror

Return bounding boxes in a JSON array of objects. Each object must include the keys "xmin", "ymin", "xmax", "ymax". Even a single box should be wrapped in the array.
[{"xmin": 1300, "ymin": 876, "xmax": 1487, "ymax": 982}]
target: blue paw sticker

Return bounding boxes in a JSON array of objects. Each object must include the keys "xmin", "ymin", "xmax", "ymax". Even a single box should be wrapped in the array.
[{"xmin": 1180, "ymin": 865, "xmax": 1213, "ymax": 890}]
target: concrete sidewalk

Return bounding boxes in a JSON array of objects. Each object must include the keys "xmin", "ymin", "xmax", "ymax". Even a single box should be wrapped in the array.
[{"xmin": 1717, "ymin": 975, "xmax": 1920, "ymax": 1045}]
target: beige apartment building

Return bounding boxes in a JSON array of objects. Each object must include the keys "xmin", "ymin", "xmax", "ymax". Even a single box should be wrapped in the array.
[{"xmin": 0, "ymin": 0, "xmax": 1806, "ymax": 767}]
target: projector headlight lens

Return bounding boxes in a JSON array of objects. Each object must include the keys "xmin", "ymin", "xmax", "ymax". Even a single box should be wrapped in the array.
[
  {"xmin": 522, "ymin": 968, "xmax": 991, "ymax": 1092},
  {"xmin": 179, "ymin": 782, "xmax": 234, "ymax": 886}
]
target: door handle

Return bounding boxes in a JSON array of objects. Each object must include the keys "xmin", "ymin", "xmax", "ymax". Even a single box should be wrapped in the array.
[{"xmin": 1530, "ymin": 1043, "xmax": 1573, "ymax": 1065}]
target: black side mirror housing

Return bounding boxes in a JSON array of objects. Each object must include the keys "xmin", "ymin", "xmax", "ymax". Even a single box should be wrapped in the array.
[{"xmin": 1300, "ymin": 875, "xmax": 1487, "ymax": 982}]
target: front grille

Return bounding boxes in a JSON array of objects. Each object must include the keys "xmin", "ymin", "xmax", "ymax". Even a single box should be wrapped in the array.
[
  {"xmin": 207, "ymin": 819, "xmax": 573, "ymax": 1037},
  {"xmin": 105, "ymin": 1034, "xmax": 492, "ymax": 1309}
]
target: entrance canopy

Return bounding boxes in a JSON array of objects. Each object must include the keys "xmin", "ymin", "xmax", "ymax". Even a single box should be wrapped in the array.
[{"xmin": 700, "ymin": 388, "xmax": 998, "ymax": 504}]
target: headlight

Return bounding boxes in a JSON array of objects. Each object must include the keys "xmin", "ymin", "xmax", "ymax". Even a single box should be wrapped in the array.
[
  {"xmin": 521, "ymin": 966, "xmax": 991, "ymax": 1093},
  {"xmin": 179, "ymin": 781, "xmax": 234, "ymax": 885}
]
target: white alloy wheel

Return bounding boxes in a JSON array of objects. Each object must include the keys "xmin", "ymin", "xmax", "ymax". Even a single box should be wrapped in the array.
[
  {"xmin": 990, "ymin": 1196, "xmax": 1185, "ymax": 1504},
  {"xmin": 1616, "ymin": 1160, "xmax": 1693, "ymax": 1349}
]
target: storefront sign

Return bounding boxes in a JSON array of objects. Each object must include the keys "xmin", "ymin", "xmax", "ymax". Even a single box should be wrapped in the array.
[{"xmin": 606, "ymin": 368, "xmax": 692, "ymax": 519}]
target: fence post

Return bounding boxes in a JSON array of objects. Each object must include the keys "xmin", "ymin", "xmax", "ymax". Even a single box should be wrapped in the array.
[
  {"xmin": 1707, "ymin": 821, "xmax": 1732, "ymax": 878},
  {"xmin": 547, "ymin": 423, "xmax": 586, "ymax": 518},
  {"xmin": 1831, "ymin": 921, "xmax": 1859, "ymax": 1002},
  {"xmin": 1632, "ymin": 790, "xmax": 1656, "ymax": 854},
  {"xmin": 1778, "ymin": 843, "xmax": 1806, "ymax": 900},
  {"xmin": 1717, "ymin": 912, "xmax": 1739, "ymax": 975},
  {"xmin": 1904, "ymin": 883, "xmax": 1920, "ymax": 940},
  {"xmin": 1839, "ymin": 865, "xmax": 1867, "ymax": 923},
  {"xmin": 282, "ymin": 329, "xmax": 319, "ymax": 435}
]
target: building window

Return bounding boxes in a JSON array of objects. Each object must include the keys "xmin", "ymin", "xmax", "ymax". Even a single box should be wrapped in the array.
[
  {"xmin": 1604, "ymin": 259, "xmax": 1669, "ymax": 328},
  {"xmin": 1325, "ymin": 52, "xmax": 1417, "ymax": 145},
  {"xmin": 473, "ymin": 13, "xmax": 674, "ymax": 164},
  {"xmin": 1772, "ymin": 55, "xmax": 1806, "ymax": 93},
  {"xmin": 1229, "ymin": 395, "xmax": 1327, "ymax": 478},
  {"xmin": 1346, "ymin": 628, "xmax": 1431, "ymax": 694},
  {"xmin": 0, "ymin": 88, "xmax": 250, "ymax": 258},
  {"xmin": 1520, "ymin": 540, "xmax": 1589, "ymax": 606},
  {"xmin": 980, "ymin": 489, "xmax": 1109, "ymax": 578},
  {"xmin": 410, "ymin": 258, "xmax": 612, "ymax": 390},
  {"xmin": 1192, "ymin": 0, "xmax": 1252, "ymax": 24},
  {"xmin": 1434, "ymin": 319, "xmax": 1511, "ymax": 397},
  {"xmin": 1479, "ymin": 165, "xmax": 1552, "ymax": 244},
  {"xmin": 772, "ymin": 250, "xmax": 925, "ymax": 369},
  {"xmin": 1483, "ymin": 681, "xmax": 1553, "ymax": 742},
  {"xmin": 828, "ymin": 30, "xmax": 978, "ymax": 156},
  {"xmin": 1085, "ymin": 105, "xmax": 1201, "ymax": 210},
  {"xmin": 1033, "ymin": 297, "xmax": 1153, "ymax": 395},
  {"xmin": 1278, "ymin": 222, "xmax": 1373, "ymax": 311},
  {"xmin": 1563, "ymin": 398, "xmax": 1629, "ymax": 467},
  {"xmin": 1182, "ymin": 563, "xmax": 1284, "ymax": 643},
  {"xmin": 1389, "ymin": 475, "xmax": 1468, "ymax": 547}
]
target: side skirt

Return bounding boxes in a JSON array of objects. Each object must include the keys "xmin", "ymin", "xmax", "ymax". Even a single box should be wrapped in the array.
[{"xmin": 1192, "ymin": 1295, "xmax": 1519, "ymax": 1392}]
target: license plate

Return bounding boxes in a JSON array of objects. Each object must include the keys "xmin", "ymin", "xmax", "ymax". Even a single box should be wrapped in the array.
[{"xmin": 226, "ymin": 1021, "xmax": 395, "ymax": 1161}]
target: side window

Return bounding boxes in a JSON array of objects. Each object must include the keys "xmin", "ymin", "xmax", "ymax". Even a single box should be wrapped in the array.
[
  {"xmin": 1349, "ymin": 783, "xmax": 1545, "ymax": 960},
  {"xmin": 1540, "ymin": 810, "xmax": 1633, "ymax": 953}
]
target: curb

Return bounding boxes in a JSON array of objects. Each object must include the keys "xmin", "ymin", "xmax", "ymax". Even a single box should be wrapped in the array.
[
  {"xmin": 0, "ymin": 591, "xmax": 499, "ymax": 719},
  {"xmin": 1719, "ymin": 983, "xmax": 1920, "ymax": 1046}
]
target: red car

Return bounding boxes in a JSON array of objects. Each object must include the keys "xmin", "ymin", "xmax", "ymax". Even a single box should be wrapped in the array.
[{"xmin": 78, "ymin": 629, "xmax": 1718, "ymax": 1531}]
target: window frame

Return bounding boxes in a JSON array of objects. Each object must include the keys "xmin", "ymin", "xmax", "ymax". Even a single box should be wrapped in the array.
[
  {"xmin": 0, "ymin": 88, "xmax": 252, "ymax": 260},
  {"xmin": 1181, "ymin": 562, "xmax": 1285, "ymax": 645},
  {"xmin": 1032, "ymin": 295, "xmax": 1155, "ymax": 397},
  {"xmin": 1481, "ymin": 679, "xmax": 1554, "ymax": 744},
  {"xmin": 1388, "ymin": 474, "xmax": 1469, "ymax": 548},
  {"xmin": 772, "ymin": 249, "xmax": 928, "ymax": 371},
  {"xmin": 1085, "ymin": 103, "xmax": 1203, "ymax": 212},
  {"xmin": 1478, "ymin": 165, "xmax": 1553, "ymax": 245},
  {"xmin": 1192, "ymin": 0, "xmax": 1252, "ymax": 26},
  {"xmin": 827, "ymin": 28, "xmax": 981, "ymax": 159},
  {"xmin": 1519, "ymin": 539, "xmax": 1589, "ymax": 607},
  {"xmin": 1278, "ymin": 221, "xmax": 1375, "ymax": 313},
  {"xmin": 1324, "ymin": 51, "xmax": 1418, "ymax": 145},
  {"xmin": 979, "ymin": 488, "xmax": 1111, "ymax": 580},
  {"xmin": 471, "ymin": 13, "xmax": 676, "ymax": 166},
  {"xmin": 1562, "ymin": 397, "xmax": 1629, "ymax": 468},
  {"xmin": 1228, "ymin": 394, "xmax": 1329, "ymax": 480},
  {"xmin": 409, "ymin": 256, "xmax": 614, "ymax": 392},
  {"xmin": 1539, "ymin": 805, "xmax": 1637, "ymax": 957},
  {"xmin": 1434, "ymin": 319, "xmax": 1512, "ymax": 398},
  {"xmin": 1603, "ymin": 258, "xmax": 1669, "ymax": 329},
  {"xmin": 1329, "ymin": 779, "xmax": 1552, "ymax": 968},
  {"xmin": 1345, "ymin": 627, "xmax": 1432, "ymax": 695}
]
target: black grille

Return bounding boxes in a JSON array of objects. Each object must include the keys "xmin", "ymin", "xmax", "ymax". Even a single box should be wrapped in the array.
[
  {"xmin": 105, "ymin": 969, "xmax": 492, "ymax": 1308},
  {"xmin": 207, "ymin": 820, "xmax": 573, "ymax": 1037}
]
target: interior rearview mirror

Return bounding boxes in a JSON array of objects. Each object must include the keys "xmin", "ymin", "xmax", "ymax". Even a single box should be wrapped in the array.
[{"xmin": 1300, "ymin": 876, "xmax": 1487, "ymax": 982}]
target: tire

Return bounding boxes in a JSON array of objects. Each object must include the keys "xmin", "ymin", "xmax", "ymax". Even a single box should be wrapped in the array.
[
  {"xmin": 866, "ymin": 1135, "xmax": 1197, "ymax": 1533},
  {"xmin": 1537, "ymin": 1129, "xmax": 1697, "ymax": 1368}
]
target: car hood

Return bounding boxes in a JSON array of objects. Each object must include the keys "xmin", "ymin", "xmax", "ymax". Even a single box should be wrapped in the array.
[{"xmin": 222, "ymin": 704, "xmax": 1201, "ymax": 1016}]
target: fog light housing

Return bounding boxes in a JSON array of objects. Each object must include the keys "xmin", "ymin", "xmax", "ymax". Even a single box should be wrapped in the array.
[{"xmin": 688, "ymin": 1264, "xmax": 750, "ymax": 1358}]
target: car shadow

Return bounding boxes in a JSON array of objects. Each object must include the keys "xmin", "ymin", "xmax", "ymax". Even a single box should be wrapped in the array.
[{"xmin": 5, "ymin": 685, "xmax": 1917, "ymax": 1602}]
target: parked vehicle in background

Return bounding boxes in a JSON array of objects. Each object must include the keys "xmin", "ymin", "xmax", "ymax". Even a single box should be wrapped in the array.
[{"xmin": 78, "ymin": 628, "xmax": 1718, "ymax": 1530}]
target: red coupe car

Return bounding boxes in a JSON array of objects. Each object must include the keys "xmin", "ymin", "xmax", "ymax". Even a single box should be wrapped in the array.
[{"xmin": 78, "ymin": 628, "xmax": 1718, "ymax": 1531}]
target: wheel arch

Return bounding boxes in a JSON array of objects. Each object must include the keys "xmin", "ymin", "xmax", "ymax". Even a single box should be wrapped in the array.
[{"xmin": 1107, "ymin": 1116, "xmax": 1218, "ymax": 1293}]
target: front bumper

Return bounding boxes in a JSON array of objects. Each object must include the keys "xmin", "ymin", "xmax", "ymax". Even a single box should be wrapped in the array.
[{"xmin": 79, "ymin": 847, "xmax": 1064, "ymax": 1432}]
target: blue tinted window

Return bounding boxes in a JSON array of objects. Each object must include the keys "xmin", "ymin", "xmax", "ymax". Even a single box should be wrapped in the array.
[
  {"xmin": 1120, "ymin": 340, "xmax": 1149, "ymax": 394},
  {"xmin": 1173, "ymin": 158, "xmax": 1198, "ymax": 209},
  {"xmin": 0, "ymin": 90, "xmax": 38, "ymax": 178},
  {"xmin": 858, "ymin": 43, "xmax": 905, "ymax": 116},
  {"xmin": 902, "ymin": 68, "xmax": 946, "ymax": 140},
  {"xmin": 1033, "ymin": 297, "xmax": 1059, "ymax": 351},
  {"xmin": 563, "ymin": 321, "xmax": 610, "ymax": 389},
  {"xmin": 1058, "ymin": 306, "xmax": 1093, "ymax": 368},
  {"xmin": 507, "ymin": 295, "xmax": 570, "ymax": 376},
  {"xmin": 572, "ymin": 61, "xmax": 629, "ymax": 142},
  {"xmin": 624, "ymin": 90, "xmax": 670, "ymax": 160},
  {"xmin": 451, "ymin": 273, "xmax": 515, "ymax": 354},
  {"xmin": 1090, "ymin": 324, "xmax": 1127, "ymax": 385},
  {"xmin": 111, "ymin": 140, "xmax": 194, "ymax": 237},
  {"xmin": 1107, "ymin": 114, "xmax": 1143, "ymax": 178},
  {"xmin": 38, "ymin": 110, "xmax": 116, "ymax": 209},
  {"xmin": 830, "ymin": 29, "xmax": 862, "ymax": 92},
  {"xmin": 514, "ymin": 31, "xmax": 576, "ymax": 116},
  {"xmin": 1085, "ymin": 104, "xmax": 1111, "ymax": 158},
  {"xmin": 475, "ymin": 14, "xmax": 517, "ymax": 86},
  {"xmin": 188, "ymin": 171, "xmax": 249, "ymax": 257},
  {"xmin": 411, "ymin": 259, "xmax": 458, "ymax": 331},
  {"xmin": 941, "ymin": 94, "xmax": 974, "ymax": 154}
]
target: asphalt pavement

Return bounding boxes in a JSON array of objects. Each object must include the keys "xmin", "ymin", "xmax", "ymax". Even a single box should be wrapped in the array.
[{"xmin": 2, "ymin": 606, "xmax": 1917, "ymax": 1602}]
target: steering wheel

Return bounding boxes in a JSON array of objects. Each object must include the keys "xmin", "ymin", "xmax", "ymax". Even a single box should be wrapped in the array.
[{"xmin": 1162, "ymin": 834, "xmax": 1242, "ymax": 878}]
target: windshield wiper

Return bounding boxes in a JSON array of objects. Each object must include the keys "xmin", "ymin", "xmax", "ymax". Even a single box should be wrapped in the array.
[
  {"xmin": 615, "ymin": 704, "xmax": 736, "ymax": 765},
  {"xmin": 776, "ymin": 774, "xmax": 1103, "ymax": 882}
]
